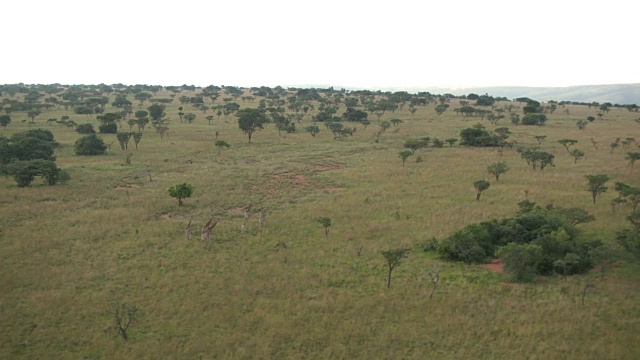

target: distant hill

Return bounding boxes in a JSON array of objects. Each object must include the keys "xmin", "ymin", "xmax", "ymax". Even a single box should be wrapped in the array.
[
  {"xmin": 444, "ymin": 84, "xmax": 640, "ymax": 105},
  {"xmin": 316, "ymin": 83, "xmax": 640, "ymax": 105}
]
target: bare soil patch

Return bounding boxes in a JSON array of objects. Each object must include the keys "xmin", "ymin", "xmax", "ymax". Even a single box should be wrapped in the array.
[
  {"xmin": 479, "ymin": 258, "xmax": 504, "ymax": 273},
  {"xmin": 115, "ymin": 183, "xmax": 141, "ymax": 190}
]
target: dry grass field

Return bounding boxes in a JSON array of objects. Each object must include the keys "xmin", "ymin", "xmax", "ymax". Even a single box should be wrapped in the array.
[{"xmin": 0, "ymin": 86, "xmax": 639, "ymax": 359}]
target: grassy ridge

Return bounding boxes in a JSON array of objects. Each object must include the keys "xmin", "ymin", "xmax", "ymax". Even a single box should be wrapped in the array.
[{"xmin": 1, "ymin": 90, "xmax": 639, "ymax": 358}]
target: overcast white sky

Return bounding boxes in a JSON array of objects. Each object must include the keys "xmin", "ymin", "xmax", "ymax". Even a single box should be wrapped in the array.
[{"xmin": 2, "ymin": 0, "xmax": 638, "ymax": 90}]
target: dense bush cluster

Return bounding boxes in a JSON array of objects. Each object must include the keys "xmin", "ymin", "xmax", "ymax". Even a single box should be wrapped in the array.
[
  {"xmin": 0, "ymin": 129, "xmax": 69, "ymax": 186},
  {"xmin": 436, "ymin": 201, "xmax": 601, "ymax": 281}
]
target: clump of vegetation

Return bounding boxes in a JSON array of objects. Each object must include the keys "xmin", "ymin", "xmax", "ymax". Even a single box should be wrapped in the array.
[
  {"xmin": 0, "ymin": 129, "xmax": 68, "ymax": 186},
  {"xmin": 437, "ymin": 201, "xmax": 599, "ymax": 281},
  {"xmin": 74, "ymin": 134, "xmax": 107, "ymax": 155}
]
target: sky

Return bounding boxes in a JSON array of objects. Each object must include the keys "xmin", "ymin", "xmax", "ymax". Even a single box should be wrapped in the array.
[{"xmin": 2, "ymin": 0, "xmax": 639, "ymax": 90}]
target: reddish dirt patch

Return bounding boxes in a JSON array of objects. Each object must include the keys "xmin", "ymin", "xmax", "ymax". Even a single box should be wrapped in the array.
[
  {"xmin": 158, "ymin": 213, "xmax": 172, "ymax": 220},
  {"xmin": 115, "ymin": 184, "xmax": 141, "ymax": 190},
  {"xmin": 479, "ymin": 258, "xmax": 504, "ymax": 273}
]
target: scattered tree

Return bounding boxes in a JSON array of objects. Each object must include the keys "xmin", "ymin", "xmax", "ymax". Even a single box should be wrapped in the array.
[
  {"xmin": 558, "ymin": 139, "xmax": 578, "ymax": 153},
  {"xmin": 487, "ymin": 161, "xmax": 509, "ymax": 181},
  {"xmin": 112, "ymin": 301, "xmax": 140, "ymax": 342},
  {"xmin": 304, "ymin": 125, "xmax": 320, "ymax": 137},
  {"xmin": 381, "ymin": 248, "xmax": 410, "ymax": 288},
  {"xmin": 399, "ymin": 150, "xmax": 412, "ymax": 166},
  {"xmin": 585, "ymin": 174, "xmax": 609, "ymax": 204},
  {"xmin": 168, "ymin": 183, "xmax": 194, "ymax": 206},
  {"xmin": 569, "ymin": 149, "xmax": 585, "ymax": 164},
  {"xmin": 473, "ymin": 180, "xmax": 490, "ymax": 200},
  {"xmin": 626, "ymin": 152, "xmax": 640, "ymax": 168},
  {"xmin": 316, "ymin": 217, "xmax": 332, "ymax": 238},
  {"xmin": 236, "ymin": 108, "xmax": 269, "ymax": 143},
  {"xmin": 215, "ymin": 140, "xmax": 230, "ymax": 155}
]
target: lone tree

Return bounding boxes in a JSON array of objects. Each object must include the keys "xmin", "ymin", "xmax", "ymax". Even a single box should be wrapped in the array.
[
  {"xmin": 381, "ymin": 248, "xmax": 411, "ymax": 288},
  {"xmin": 168, "ymin": 183, "xmax": 193, "ymax": 206},
  {"xmin": 558, "ymin": 139, "xmax": 578, "ymax": 153},
  {"xmin": 398, "ymin": 150, "xmax": 413, "ymax": 166},
  {"xmin": 626, "ymin": 152, "xmax": 640, "ymax": 169},
  {"xmin": 112, "ymin": 301, "xmax": 140, "ymax": 342},
  {"xmin": 487, "ymin": 161, "xmax": 509, "ymax": 181},
  {"xmin": 585, "ymin": 174, "xmax": 609, "ymax": 204},
  {"xmin": 236, "ymin": 108, "xmax": 268, "ymax": 143},
  {"xmin": 569, "ymin": 149, "xmax": 585, "ymax": 164},
  {"xmin": 474, "ymin": 180, "xmax": 490, "ymax": 200},
  {"xmin": 215, "ymin": 140, "xmax": 230, "ymax": 155},
  {"xmin": 316, "ymin": 217, "xmax": 332, "ymax": 238}
]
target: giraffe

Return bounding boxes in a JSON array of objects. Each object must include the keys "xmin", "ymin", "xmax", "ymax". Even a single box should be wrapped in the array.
[
  {"xmin": 258, "ymin": 208, "xmax": 267, "ymax": 227},
  {"xmin": 201, "ymin": 217, "xmax": 217, "ymax": 248},
  {"xmin": 241, "ymin": 201, "xmax": 252, "ymax": 233},
  {"xmin": 185, "ymin": 216, "xmax": 193, "ymax": 240}
]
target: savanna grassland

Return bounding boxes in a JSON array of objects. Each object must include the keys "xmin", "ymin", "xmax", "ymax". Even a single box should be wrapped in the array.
[{"xmin": 0, "ymin": 85, "xmax": 639, "ymax": 359}]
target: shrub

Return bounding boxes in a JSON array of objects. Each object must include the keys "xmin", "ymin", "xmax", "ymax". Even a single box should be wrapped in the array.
[
  {"xmin": 521, "ymin": 113, "xmax": 547, "ymax": 126},
  {"xmin": 75, "ymin": 134, "xmax": 107, "ymax": 155},
  {"xmin": 76, "ymin": 123, "xmax": 96, "ymax": 134},
  {"xmin": 99, "ymin": 122, "xmax": 118, "ymax": 134}
]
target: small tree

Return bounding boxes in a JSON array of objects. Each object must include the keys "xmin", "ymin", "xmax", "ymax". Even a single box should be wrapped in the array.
[
  {"xmin": 626, "ymin": 152, "xmax": 640, "ymax": 168},
  {"xmin": 168, "ymin": 183, "xmax": 193, "ymax": 206},
  {"xmin": 558, "ymin": 139, "xmax": 578, "ymax": 153},
  {"xmin": 304, "ymin": 125, "xmax": 320, "ymax": 137},
  {"xmin": 487, "ymin": 161, "xmax": 509, "ymax": 181},
  {"xmin": 111, "ymin": 301, "xmax": 140, "ymax": 342},
  {"xmin": 236, "ymin": 108, "xmax": 269, "ymax": 143},
  {"xmin": 398, "ymin": 150, "xmax": 412, "ymax": 167},
  {"xmin": 381, "ymin": 248, "xmax": 410, "ymax": 288},
  {"xmin": 569, "ymin": 149, "xmax": 585, "ymax": 164},
  {"xmin": 116, "ymin": 132, "xmax": 132, "ymax": 150},
  {"xmin": 215, "ymin": 140, "xmax": 230, "ymax": 155},
  {"xmin": 316, "ymin": 217, "xmax": 332, "ymax": 238},
  {"xmin": 132, "ymin": 132, "xmax": 143, "ymax": 149},
  {"xmin": 585, "ymin": 174, "xmax": 609, "ymax": 204},
  {"xmin": 576, "ymin": 119, "xmax": 588, "ymax": 130},
  {"xmin": 473, "ymin": 180, "xmax": 490, "ymax": 200}
]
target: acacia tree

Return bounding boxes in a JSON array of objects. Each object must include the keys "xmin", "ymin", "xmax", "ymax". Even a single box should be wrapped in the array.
[
  {"xmin": 626, "ymin": 152, "xmax": 640, "ymax": 169},
  {"xmin": 558, "ymin": 139, "xmax": 578, "ymax": 153},
  {"xmin": 317, "ymin": 217, "xmax": 332, "ymax": 238},
  {"xmin": 585, "ymin": 174, "xmax": 609, "ymax": 204},
  {"xmin": 236, "ymin": 108, "xmax": 268, "ymax": 143},
  {"xmin": 168, "ymin": 183, "xmax": 193, "ymax": 206},
  {"xmin": 304, "ymin": 125, "xmax": 320, "ymax": 137},
  {"xmin": 487, "ymin": 161, "xmax": 509, "ymax": 181},
  {"xmin": 215, "ymin": 140, "xmax": 230, "ymax": 155},
  {"xmin": 474, "ymin": 180, "xmax": 490, "ymax": 200},
  {"xmin": 399, "ymin": 150, "xmax": 412, "ymax": 166},
  {"xmin": 569, "ymin": 149, "xmax": 585, "ymax": 164},
  {"xmin": 382, "ymin": 248, "xmax": 410, "ymax": 288}
]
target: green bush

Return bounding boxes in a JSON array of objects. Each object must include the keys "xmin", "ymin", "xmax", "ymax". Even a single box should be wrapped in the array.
[
  {"xmin": 438, "ymin": 202, "xmax": 601, "ymax": 281},
  {"xmin": 75, "ymin": 134, "xmax": 107, "ymax": 155},
  {"xmin": 76, "ymin": 123, "xmax": 96, "ymax": 134},
  {"xmin": 99, "ymin": 122, "xmax": 118, "ymax": 134}
]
